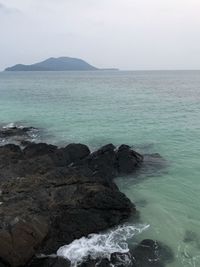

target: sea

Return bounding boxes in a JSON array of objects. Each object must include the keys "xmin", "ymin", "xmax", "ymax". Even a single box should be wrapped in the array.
[{"xmin": 0, "ymin": 70, "xmax": 200, "ymax": 267}]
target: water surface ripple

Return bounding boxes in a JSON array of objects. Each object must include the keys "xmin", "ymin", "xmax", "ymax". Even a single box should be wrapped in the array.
[{"xmin": 0, "ymin": 70, "xmax": 200, "ymax": 266}]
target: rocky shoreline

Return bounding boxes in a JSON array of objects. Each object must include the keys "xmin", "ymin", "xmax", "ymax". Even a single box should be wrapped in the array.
[{"xmin": 0, "ymin": 125, "xmax": 173, "ymax": 267}]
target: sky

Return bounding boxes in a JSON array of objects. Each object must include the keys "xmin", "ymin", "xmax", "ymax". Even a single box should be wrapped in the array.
[{"xmin": 0, "ymin": 0, "xmax": 200, "ymax": 71}]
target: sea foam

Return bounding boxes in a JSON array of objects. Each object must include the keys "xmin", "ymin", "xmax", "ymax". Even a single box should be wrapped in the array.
[
  {"xmin": 57, "ymin": 224, "xmax": 149, "ymax": 267},
  {"xmin": 0, "ymin": 122, "xmax": 40, "ymax": 146}
]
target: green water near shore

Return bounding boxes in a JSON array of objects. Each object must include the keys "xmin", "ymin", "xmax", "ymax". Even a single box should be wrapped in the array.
[{"xmin": 0, "ymin": 70, "xmax": 200, "ymax": 266}]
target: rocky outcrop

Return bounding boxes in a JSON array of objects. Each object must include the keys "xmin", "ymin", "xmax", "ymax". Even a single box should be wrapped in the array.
[
  {"xmin": 0, "ymin": 124, "xmax": 39, "ymax": 146},
  {"xmin": 0, "ymin": 132, "xmax": 172, "ymax": 267},
  {"xmin": 116, "ymin": 145, "xmax": 143, "ymax": 174},
  {"xmin": 0, "ymin": 142, "xmax": 143, "ymax": 267},
  {"xmin": 74, "ymin": 144, "xmax": 143, "ymax": 179},
  {"xmin": 0, "ymin": 142, "xmax": 143, "ymax": 181},
  {"xmin": 0, "ymin": 126, "xmax": 36, "ymax": 139}
]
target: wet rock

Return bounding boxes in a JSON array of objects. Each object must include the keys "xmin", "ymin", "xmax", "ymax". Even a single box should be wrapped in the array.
[
  {"xmin": 0, "ymin": 125, "xmax": 39, "ymax": 147},
  {"xmin": 20, "ymin": 140, "xmax": 34, "ymax": 147},
  {"xmin": 63, "ymin": 143, "xmax": 90, "ymax": 163},
  {"xmin": 23, "ymin": 143, "xmax": 57, "ymax": 158},
  {"xmin": 0, "ymin": 145, "xmax": 23, "ymax": 175},
  {"xmin": 78, "ymin": 144, "xmax": 143, "ymax": 179},
  {"xmin": 0, "ymin": 144, "xmax": 22, "ymax": 162},
  {"xmin": 116, "ymin": 145, "xmax": 143, "ymax": 174},
  {"xmin": 0, "ymin": 152, "xmax": 136, "ymax": 266},
  {"xmin": 131, "ymin": 239, "xmax": 174, "ymax": 267},
  {"xmin": 0, "ymin": 217, "xmax": 49, "ymax": 267},
  {"xmin": 0, "ymin": 141, "xmax": 143, "ymax": 181},
  {"xmin": 0, "ymin": 126, "xmax": 35, "ymax": 138},
  {"xmin": 28, "ymin": 257, "xmax": 70, "ymax": 267},
  {"xmin": 96, "ymin": 240, "xmax": 174, "ymax": 267},
  {"xmin": 0, "ymin": 259, "xmax": 8, "ymax": 267},
  {"xmin": 110, "ymin": 252, "xmax": 133, "ymax": 267},
  {"xmin": 41, "ymin": 181, "xmax": 135, "ymax": 253},
  {"xmin": 84, "ymin": 144, "xmax": 117, "ymax": 178},
  {"xmin": 0, "ymin": 139, "xmax": 144, "ymax": 267},
  {"xmin": 29, "ymin": 257, "xmax": 109, "ymax": 267},
  {"xmin": 1, "ymin": 144, "xmax": 22, "ymax": 153},
  {"xmin": 80, "ymin": 258, "xmax": 110, "ymax": 267}
]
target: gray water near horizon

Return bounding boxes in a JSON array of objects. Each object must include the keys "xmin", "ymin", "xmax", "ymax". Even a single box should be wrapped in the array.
[{"xmin": 0, "ymin": 70, "xmax": 200, "ymax": 267}]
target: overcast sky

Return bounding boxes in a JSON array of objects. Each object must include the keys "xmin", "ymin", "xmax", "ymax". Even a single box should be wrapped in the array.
[{"xmin": 0, "ymin": 0, "xmax": 200, "ymax": 71}]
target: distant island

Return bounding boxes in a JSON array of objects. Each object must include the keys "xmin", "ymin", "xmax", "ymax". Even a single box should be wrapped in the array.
[{"xmin": 5, "ymin": 57, "xmax": 118, "ymax": 71}]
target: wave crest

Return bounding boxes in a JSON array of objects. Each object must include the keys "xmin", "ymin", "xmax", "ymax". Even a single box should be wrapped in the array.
[{"xmin": 57, "ymin": 224, "xmax": 149, "ymax": 267}]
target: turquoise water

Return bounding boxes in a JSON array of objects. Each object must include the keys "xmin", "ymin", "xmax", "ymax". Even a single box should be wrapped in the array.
[{"xmin": 0, "ymin": 71, "xmax": 200, "ymax": 266}]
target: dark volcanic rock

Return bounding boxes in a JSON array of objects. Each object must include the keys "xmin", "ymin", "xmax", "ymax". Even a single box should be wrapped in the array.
[
  {"xmin": 0, "ymin": 126, "xmax": 35, "ymax": 138},
  {"xmin": 0, "ymin": 125, "xmax": 39, "ymax": 147},
  {"xmin": 0, "ymin": 144, "xmax": 22, "ymax": 162},
  {"xmin": 77, "ymin": 144, "xmax": 143, "ymax": 179},
  {"xmin": 0, "ymin": 174, "xmax": 135, "ymax": 266},
  {"xmin": 0, "ymin": 217, "xmax": 49, "ymax": 267},
  {"xmin": 28, "ymin": 257, "xmax": 70, "ymax": 267},
  {"xmin": 0, "ymin": 263, "xmax": 7, "ymax": 267},
  {"xmin": 63, "ymin": 143, "xmax": 90, "ymax": 163},
  {"xmin": 131, "ymin": 239, "xmax": 174, "ymax": 267},
  {"xmin": 116, "ymin": 145, "xmax": 143, "ymax": 174},
  {"xmin": 23, "ymin": 143, "xmax": 57, "ymax": 157},
  {"xmin": 0, "ymin": 141, "xmax": 142, "ymax": 267},
  {"xmin": 84, "ymin": 144, "xmax": 117, "ymax": 178}
]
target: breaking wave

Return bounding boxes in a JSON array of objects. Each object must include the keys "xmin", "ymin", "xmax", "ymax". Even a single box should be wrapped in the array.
[
  {"xmin": 57, "ymin": 224, "xmax": 149, "ymax": 267},
  {"xmin": 0, "ymin": 122, "xmax": 40, "ymax": 146}
]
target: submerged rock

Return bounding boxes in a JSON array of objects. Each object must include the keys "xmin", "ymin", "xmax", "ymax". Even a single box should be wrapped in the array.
[
  {"xmin": 142, "ymin": 153, "xmax": 168, "ymax": 175},
  {"xmin": 183, "ymin": 230, "xmax": 198, "ymax": 243},
  {"xmin": 131, "ymin": 239, "xmax": 174, "ymax": 267},
  {"xmin": 0, "ymin": 126, "xmax": 35, "ymax": 138},
  {"xmin": 0, "ymin": 141, "xmax": 142, "ymax": 267},
  {"xmin": 120, "ymin": 152, "xmax": 168, "ymax": 184},
  {"xmin": 0, "ymin": 124, "xmax": 39, "ymax": 147},
  {"xmin": 81, "ymin": 239, "xmax": 174, "ymax": 267}
]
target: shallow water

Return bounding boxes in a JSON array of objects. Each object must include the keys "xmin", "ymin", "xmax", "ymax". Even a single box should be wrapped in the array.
[{"xmin": 0, "ymin": 70, "xmax": 200, "ymax": 266}]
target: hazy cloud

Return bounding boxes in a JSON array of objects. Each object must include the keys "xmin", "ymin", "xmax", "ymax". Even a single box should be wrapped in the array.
[
  {"xmin": 0, "ymin": 2, "xmax": 20, "ymax": 14},
  {"xmin": 0, "ymin": 0, "xmax": 200, "ymax": 71}
]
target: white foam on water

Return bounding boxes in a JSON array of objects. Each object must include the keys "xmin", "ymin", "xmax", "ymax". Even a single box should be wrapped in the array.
[
  {"xmin": 177, "ymin": 243, "xmax": 200, "ymax": 267},
  {"xmin": 57, "ymin": 224, "xmax": 149, "ymax": 267},
  {"xmin": 0, "ymin": 123, "xmax": 41, "ymax": 146},
  {"xmin": 2, "ymin": 122, "xmax": 16, "ymax": 129}
]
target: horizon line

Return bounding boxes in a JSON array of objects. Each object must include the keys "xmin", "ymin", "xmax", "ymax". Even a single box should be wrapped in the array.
[{"xmin": 1, "ymin": 69, "xmax": 200, "ymax": 72}]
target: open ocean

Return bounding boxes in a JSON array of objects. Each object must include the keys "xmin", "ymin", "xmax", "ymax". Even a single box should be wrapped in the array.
[{"xmin": 0, "ymin": 70, "xmax": 200, "ymax": 267}]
